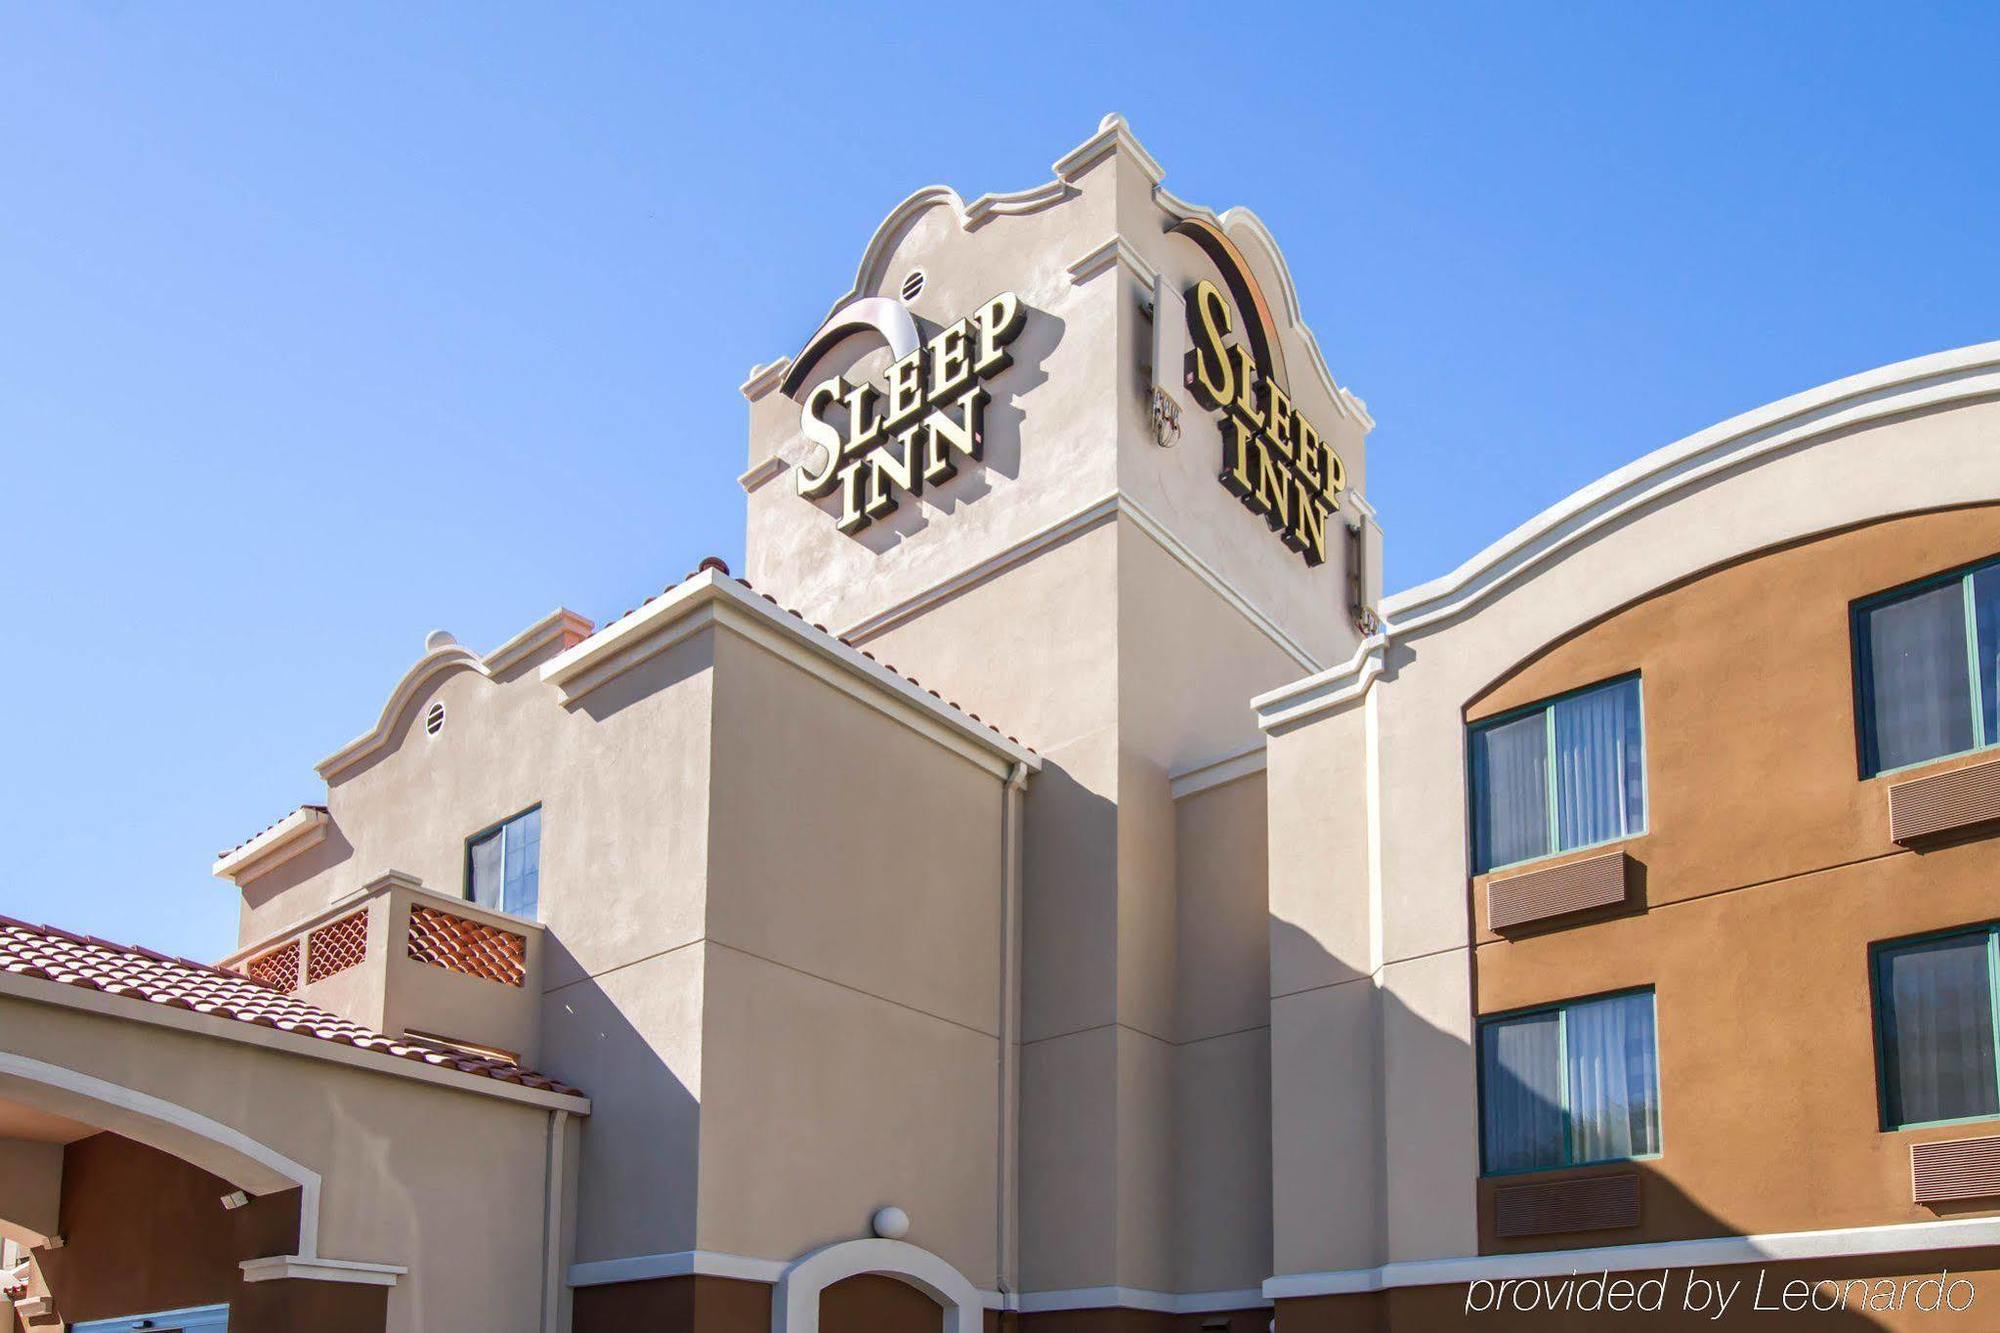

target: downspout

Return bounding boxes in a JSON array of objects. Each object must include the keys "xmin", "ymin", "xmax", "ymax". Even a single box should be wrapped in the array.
[
  {"xmin": 996, "ymin": 760, "xmax": 1030, "ymax": 1301},
  {"xmin": 542, "ymin": 1108, "xmax": 571, "ymax": 1333}
]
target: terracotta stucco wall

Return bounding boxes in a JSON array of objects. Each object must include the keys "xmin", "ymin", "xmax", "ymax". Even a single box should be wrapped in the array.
[{"xmin": 1468, "ymin": 504, "xmax": 2000, "ymax": 1250}]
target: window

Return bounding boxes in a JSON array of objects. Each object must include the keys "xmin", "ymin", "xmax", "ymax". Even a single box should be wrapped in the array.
[
  {"xmin": 467, "ymin": 806, "xmax": 541, "ymax": 920},
  {"xmin": 1468, "ymin": 675, "xmax": 1646, "ymax": 874},
  {"xmin": 1873, "ymin": 924, "xmax": 2000, "ymax": 1130},
  {"xmin": 1479, "ymin": 989, "xmax": 1662, "ymax": 1175},
  {"xmin": 1854, "ymin": 556, "xmax": 2000, "ymax": 775}
]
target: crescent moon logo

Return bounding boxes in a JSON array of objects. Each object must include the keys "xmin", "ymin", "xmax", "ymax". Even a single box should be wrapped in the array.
[
  {"xmin": 1168, "ymin": 216, "xmax": 1289, "ymax": 392},
  {"xmin": 780, "ymin": 297, "xmax": 923, "ymax": 397}
]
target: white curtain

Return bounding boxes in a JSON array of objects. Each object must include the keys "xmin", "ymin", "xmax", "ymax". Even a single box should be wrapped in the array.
[
  {"xmin": 1880, "ymin": 934, "xmax": 1999, "ymax": 1126},
  {"xmin": 1975, "ymin": 567, "xmax": 2000, "ymax": 746},
  {"xmin": 1865, "ymin": 582, "xmax": 1974, "ymax": 771},
  {"xmin": 1565, "ymin": 991, "xmax": 1661, "ymax": 1163},
  {"xmin": 1471, "ymin": 712, "xmax": 1549, "ymax": 871},
  {"xmin": 1553, "ymin": 679, "xmax": 1644, "ymax": 850},
  {"xmin": 1480, "ymin": 1012, "xmax": 1565, "ymax": 1172}
]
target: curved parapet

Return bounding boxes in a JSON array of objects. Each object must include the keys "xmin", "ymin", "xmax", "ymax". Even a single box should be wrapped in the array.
[{"xmin": 1256, "ymin": 339, "xmax": 2000, "ymax": 731}]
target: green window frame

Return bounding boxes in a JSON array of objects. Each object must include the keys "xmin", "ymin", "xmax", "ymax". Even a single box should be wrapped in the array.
[
  {"xmin": 1466, "ymin": 674, "xmax": 1647, "ymax": 875},
  {"xmin": 1852, "ymin": 553, "xmax": 2000, "ymax": 777},
  {"xmin": 1870, "ymin": 922, "xmax": 2000, "ymax": 1132},
  {"xmin": 1476, "ymin": 987, "xmax": 1663, "ymax": 1176}
]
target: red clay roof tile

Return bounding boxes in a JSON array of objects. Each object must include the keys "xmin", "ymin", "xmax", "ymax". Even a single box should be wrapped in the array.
[{"xmin": 0, "ymin": 915, "xmax": 580, "ymax": 1097}]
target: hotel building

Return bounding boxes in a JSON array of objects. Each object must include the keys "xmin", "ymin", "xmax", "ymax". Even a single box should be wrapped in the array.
[{"xmin": 5, "ymin": 116, "xmax": 2000, "ymax": 1332}]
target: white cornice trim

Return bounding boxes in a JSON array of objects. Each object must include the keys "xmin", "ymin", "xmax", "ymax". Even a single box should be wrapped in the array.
[
  {"xmin": 240, "ymin": 1255, "xmax": 406, "ymax": 1286},
  {"xmin": 840, "ymin": 495, "xmax": 1119, "ymax": 645},
  {"xmin": 316, "ymin": 610, "xmax": 596, "ymax": 780},
  {"xmin": 836, "ymin": 492, "xmax": 1324, "ymax": 675},
  {"xmin": 1168, "ymin": 741, "xmax": 1268, "ymax": 800},
  {"xmin": 1052, "ymin": 113, "xmax": 1165, "ymax": 189},
  {"xmin": 212, "ymin": 806, "xmax": 330, "ymax": 885},
  {"xmin": 315, "ymin": 643, "xmax": 490, "ymax": 781},
  {"xmin": 740, "ymin": 358, "xmax": 790, "ymax": 403},
  {"xmin": 1383, "ymin": 340, "xmax": 2000, "ymax": 631},
  {"xmin": 1013, "ymin": 1285, "xmax": 1269, "ymax": 1314},
  {"xmin": 568, "ymin": 1249, "xmax": 788, "ymax": 1288},
  {"xmin": 565, "ymin": 1251, "xmax": 1267, "ymax": 1315},
  {"xmin": 1121, "ymin": 495, "xmax": 1322, "ymax": 673},
  {"xmin": 1066, "ymin": 234, "xmax": 1160, "ymax": 291},
  {"xmin": 539, "ymin": 571, "xmax": 1041, "ymax": 777},
  {"xmin": 1253, "ymin": 340, "xmax": 2000, "ymax": 734},
  {"xmin": 1264, "ymin": 1215, "xmax": 2000, "ymax": 1300},
  {"xmin": 1252, "ymin": 633, "xmax": 1389, "ymax": 734},
  {"xmin": 739, "ymin": 454, "xmax": 789, "ymax": 494},
  {"xmin": 759, "ymin": 115, "xmax": 1155, "ymax": 372},
  {"xmin": 485, "ymin": 607, "xmax": 595, "ymax": 677},
  {"xmin": 0, "ymin": 970, "xmax": 590, "ymax": 1115}
]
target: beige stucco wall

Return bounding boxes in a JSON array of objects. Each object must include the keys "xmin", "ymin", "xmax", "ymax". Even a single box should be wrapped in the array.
[
  {"xmin": 693, "ymin": 627, "xmax": 1008, "ymax": 1279},
  {"xmin": 0, "ymin": 994, "xmax": 559, "ymax": 1333}
]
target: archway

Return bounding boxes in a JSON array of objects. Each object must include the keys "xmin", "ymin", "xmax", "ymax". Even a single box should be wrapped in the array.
[{"xmin": 771, "ymin": 1238, "xmax": 983, "ymax": 1333}]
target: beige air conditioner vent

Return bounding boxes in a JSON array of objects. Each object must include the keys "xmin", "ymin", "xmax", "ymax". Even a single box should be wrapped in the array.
[
  {"xmin": 1888, "ymin": 756, "xmax": 2000, "ymax": 845},
  {"xmin": 1486, "ymin": 850, "xmax": 1630, "ymax": 931},
  {"xmin": 1911, "ymin": 1135, "xmax": 2000, "ymax": 1204}
]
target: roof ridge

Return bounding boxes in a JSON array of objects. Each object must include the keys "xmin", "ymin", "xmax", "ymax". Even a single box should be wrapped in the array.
[{"xmin": 572, "ymin": 557, "xmax": 1037, "ymax": 755}]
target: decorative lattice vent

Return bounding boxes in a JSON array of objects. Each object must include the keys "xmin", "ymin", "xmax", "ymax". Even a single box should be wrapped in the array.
[
  {"xmin": 425, "ymin": 701, "xmax": 446, "ymax": 737},
  {"xmin": 245, "ymin": 940, "xmax": 300, "ymax": 994},
  {"xmin": 406, "ymin": 904, "xmax": 527, "ymax": 987},
  {"xmin": 901, "ymin": 269, "xmax": 925, "ymax": 301},
  {"xmin": 305, "ymin": 909, "xmax": 369, "ymax": 984}
]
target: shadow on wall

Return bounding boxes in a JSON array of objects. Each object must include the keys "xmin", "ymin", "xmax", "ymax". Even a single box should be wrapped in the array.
[{"xmin": 1266, "ymin": 919, "xmax": 1966, "ymax": 1332}]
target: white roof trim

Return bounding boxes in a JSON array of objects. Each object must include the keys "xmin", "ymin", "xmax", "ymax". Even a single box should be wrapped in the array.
[
  {"xmin": 240, "ymin": 1255, "xmax": 406, "ymax": 1286},
  {"xmin": 484, "ymin": 607, "xmax": 595, "ymax": 676},
  {"xmin": 315, "ymin": 643, "xmax": 489, "ymax": 780},
  {"xmin": 1168, "ymin": 741, "xmax": 1268, "ymax": 800},
  {"xmin": 1264, "ymin": 1214, "xmax": 2000, "ymax": 1299},
  {"xmin": 1255, "ymin": 340, "xmax": 2000, "ymax": 732},
  {"xmin": 211, "ymin": 807, "xmax": 331, "ymax": 885},
  {"xmin": 539, "ymin": 571, "xmax": 1041, "ymax": 775},
  {"xmin": 1388, "ymin": 339, "xmax": 2000, "ymax": 629},
  {"xmin": 0, "ymin": 969, "xmax": 589, "ymax": 1115},
  {"xmin": 742, "ymin": 114, "xmax": 1163, "ymax": 395},
  {"xmin": 314, "ymin": 608, "xmax": 595, "ymax": 781}
]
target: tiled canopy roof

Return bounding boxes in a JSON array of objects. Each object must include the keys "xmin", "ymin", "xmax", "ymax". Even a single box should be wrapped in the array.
[{"xmin": 0, "ymin": 916, "xmax": 579, "ymax": 1096}]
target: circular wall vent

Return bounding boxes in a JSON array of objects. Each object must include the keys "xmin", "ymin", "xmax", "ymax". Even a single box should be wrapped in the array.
[
  {"xmin": 900, "ymin": 269, "xmax": 925, "ymax": 302},
  {"xmin": 425, "ymin": 702, "xmax": 446, "ymax": 737}
]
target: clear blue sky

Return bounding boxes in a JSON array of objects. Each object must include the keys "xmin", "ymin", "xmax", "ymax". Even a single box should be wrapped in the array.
[{"xmin": 3, "ymin": 4, "xmax": 1995, "ymax": 960}]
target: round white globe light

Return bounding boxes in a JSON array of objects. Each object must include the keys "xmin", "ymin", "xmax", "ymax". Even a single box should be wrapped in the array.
[{"xmin": 870, "ymin": 1205, "xmax": 910, "ymax": 1240}]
